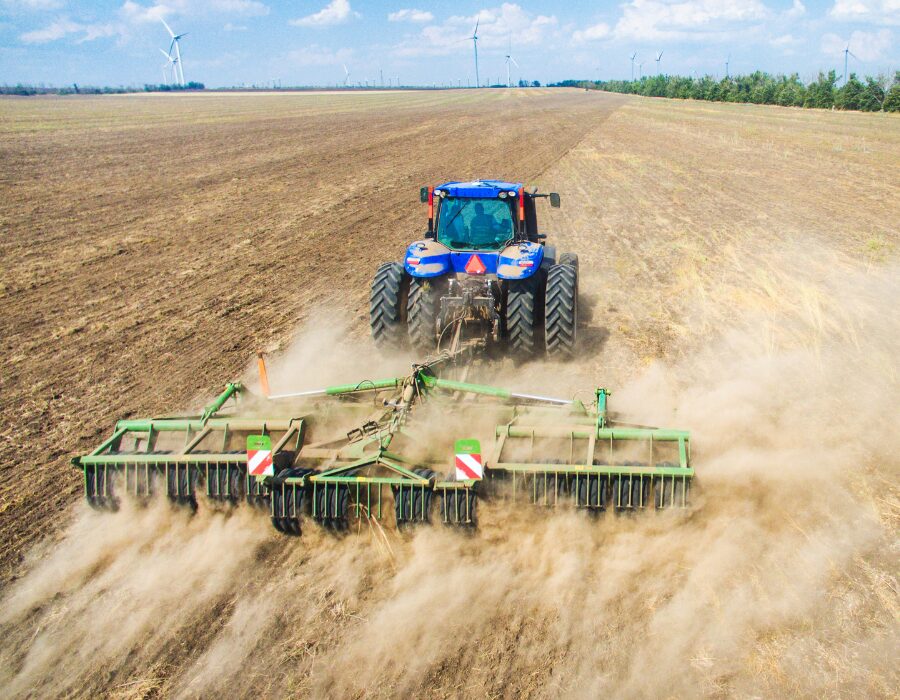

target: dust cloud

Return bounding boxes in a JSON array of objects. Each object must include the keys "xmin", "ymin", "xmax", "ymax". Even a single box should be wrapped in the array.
[{"xmin": 1, "ymin": 252, "xmax": 897, "ymax": 698}]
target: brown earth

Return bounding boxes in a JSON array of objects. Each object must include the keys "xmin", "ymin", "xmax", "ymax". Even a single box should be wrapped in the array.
[
  {"xmin": 0, "ymin": 89, "xmax": 621, "ymax": 572},
  {"xmin": 0, "ymin": 90, "xmax": 897, "ymax": 698}
]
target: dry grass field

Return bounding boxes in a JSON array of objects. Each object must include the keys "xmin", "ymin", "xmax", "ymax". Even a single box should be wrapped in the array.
[{"xmin": 0, "ymin": 89, "xmax": 897, "ymax": 698}]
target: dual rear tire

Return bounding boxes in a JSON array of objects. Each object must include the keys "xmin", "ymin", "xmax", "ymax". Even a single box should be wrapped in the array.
[
  {"xmin": 370, "ymin": 253, "xmax": 578, "ymax": 358},
  {"xmin": 506, "ymin": 253, "xmax": 578, "ymax": 358},
  {"xmin": 370, "ymin": 262, "xmax": 408, "ymax": 349}
]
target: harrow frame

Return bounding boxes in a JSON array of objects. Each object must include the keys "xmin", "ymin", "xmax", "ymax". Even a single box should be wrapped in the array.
[{"xmin": 73, "ymin": 356, "xmax": 693, "ymax": 533}]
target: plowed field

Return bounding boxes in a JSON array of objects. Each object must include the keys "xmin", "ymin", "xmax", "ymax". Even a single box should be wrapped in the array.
[{"xmin": 1, "ymin": 89, "xmax": 897, "ymax": 698}]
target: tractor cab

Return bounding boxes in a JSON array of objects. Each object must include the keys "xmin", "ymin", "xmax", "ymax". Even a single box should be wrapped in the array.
[
  {"xmin": 370, "ymin": 178, "xmax": 576, "ymax": 359},
  {"xmin": 421, "ymin": 180, "xmax": 559, "ymax": 249}
]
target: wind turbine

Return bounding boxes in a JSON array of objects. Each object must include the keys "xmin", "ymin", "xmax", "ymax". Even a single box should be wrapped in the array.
[
  {"xmin": 469, "ymin": 19, "xmax": 480, "ymax": 87},
  {"xmin": 342, "ymin": 64, "xmax": 350, "ymax": 87},
  {"xmin": 655, "ymin": 50, "xmax": 663, "ymax": 75},
  {"xmin": 843, "ymin": 43, "xmax": 858, "ymax": 84},
  {"xmin": 638, "ymin": 62, "xmax": 643, "ymax": 80},
  {"xmin": 630, "ymin": 52, "xmax": 637, "ymax": 81},
  {"xmin": 159, "ymin": 48, "xmax": 177, "ymax": 85},
  {"xmin": 505, "ymin": 37, "xmax": 519, "ymax": 88},
  {"xmin": 160, "ymin": 18, "xmax": 186, "ymax": 86},
  {"xmin": 725, "ymin": 54, "xmax": 730, "ymax": 79}
]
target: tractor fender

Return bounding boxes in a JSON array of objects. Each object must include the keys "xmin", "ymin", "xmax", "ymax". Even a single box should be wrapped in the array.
[
  {"xmin": 404, "ymin": 240, "xmax": 451, "ymax": 278},
  {"xmin": 541, "ymin": 245, "xmax": 558, "ymax": 268},
  {"xmin": 497, "ymin": 241, "xmax": 544, "ymax": 280}
]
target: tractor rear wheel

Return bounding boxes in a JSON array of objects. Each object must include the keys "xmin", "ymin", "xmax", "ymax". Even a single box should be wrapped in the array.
[
  {"xmin": 545, "ymin": 263, "xmax": 577, "ymax": 358},
  {"xmin": 407, "ymin": 277, "xmax": 439, "ymax": 352},
  {"xmin": 506, "ymin": 275, "xmax": 540, "ymax": 357},
  {"xmin": 370, "ymin": 262, "xmax": 408, "ymax": 349}
]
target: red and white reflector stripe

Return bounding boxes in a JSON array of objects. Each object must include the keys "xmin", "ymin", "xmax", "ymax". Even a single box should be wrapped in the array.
[
  {"xmin": 247, "ymin": 448, "xmax": 273, "ymax": 476},
  {"xmin": 455, "ymin": 452, "xmax": 483, "ymax": 480}
]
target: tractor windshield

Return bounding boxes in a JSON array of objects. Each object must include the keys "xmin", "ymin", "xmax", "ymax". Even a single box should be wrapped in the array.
[{"xmin": 436, "ymin": 197, "xmax": 515, "ymax": 250}]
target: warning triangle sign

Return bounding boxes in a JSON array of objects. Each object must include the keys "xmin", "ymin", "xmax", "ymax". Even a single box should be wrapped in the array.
[{"xmin": 465, "ymin": 254, "xmax": 487, "ymax": 275}]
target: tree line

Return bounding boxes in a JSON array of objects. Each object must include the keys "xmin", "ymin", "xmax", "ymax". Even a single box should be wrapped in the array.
[
  {"xmin": 554, "ymin": 71, "xmax": 900, "ymax": 112},
  {"xmin": 0, "ymin": 82, "xmax": 205, "ymax": 96}
]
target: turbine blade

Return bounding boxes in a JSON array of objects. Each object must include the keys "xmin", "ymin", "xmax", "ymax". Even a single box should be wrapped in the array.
[
  {"xmin": 474, "ymin": 18, "xmax": 479, "ymax": 35},
  {"xmin": 160, "ymin": 18, "xmax": 175, "ymax": 38},
  {"xmin": 848, "ymin": 51, "xmax": 858, "ymax": 59},
  {"xmin": 160, "ymin": 48, "xmax": 171, "ymax": 59},
  {"xmin": 511, "ymin": 57, "xmax": 519, "ymax": 68}
]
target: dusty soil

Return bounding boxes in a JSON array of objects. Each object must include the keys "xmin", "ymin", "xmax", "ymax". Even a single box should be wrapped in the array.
[
  {"xmin": 0, "ymin": 90, "xmax": 897, "ymax": 698},
  {"xmin": 0, "ymin": 89, "xmax": 620, "ymax": 572}
]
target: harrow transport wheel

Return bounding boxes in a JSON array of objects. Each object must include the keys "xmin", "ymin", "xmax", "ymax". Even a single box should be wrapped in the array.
[
  {"xmin": 409, "ymin": 468, "xmax": 434, "ymax": 523},
  {"xmin": 441, "ymin": 489, "xmax": 477, "ymax": 527},
  {"xmin": 86, "ymin": 465, "xmax": 118, "ymax": 511},
  {"xmin": 559, "ymin": 252, "xmax": 579, "ymax": 272},
  {"xmin": 270, "ymin": 469, "xmax": 306, "ymax": 535},
  {"xmin": 632, "ymin": 476, "xmax": 651, "ymax": 510},
  {"xmin": 506, "ymin": 274, "xmax": 540, "ymax": 357},
  {"xmin": 576, "ymin": 474, "xmax": 600, "ymax": 510},
  {"xmin": 316, "ymin": 484, "xmax": 350, "ymax": 530},
  {"xmin": 166, "ymin": 463, "xmax": 197, "ymax": 510},
  {"xmin": 393, "ymin": 483, "xmax": 413, "ymax": 527},
  {"xmin": 611, "ymin": 476, "xmax": 626, "ymax": 510},
  {"xmin": 229, "ymin": 463, "xmax": 245, "ymax": 502},
  {"xmin": 370, "ymin": 262, "xmax": 408, "ymax": 349},
  {"xmin": 335, "ymin": 487, "xmax": 350, "ymax": 530},
  {"xmin": 533, "ymin": 471, "xmax": 568, "ymax": 506},
  {"xmin": 544, "ymin": 263, "xmax": 577, "ymax": 358},
  {"xmin": 578, "ymin": 474, "xmax": 609, "ymax": 510},
  {"xmin": 407, "ymin": 278, "xmax": 440, "ymax": 352}
]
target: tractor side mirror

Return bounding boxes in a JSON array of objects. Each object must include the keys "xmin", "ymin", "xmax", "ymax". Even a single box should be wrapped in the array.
[
  {"xmin": 550, "ymin": 192, "xmax": 561, "ymax": 208},
  {"xmin": 420, "ymin": 187, "xmax": 428, "ymax": 203}
]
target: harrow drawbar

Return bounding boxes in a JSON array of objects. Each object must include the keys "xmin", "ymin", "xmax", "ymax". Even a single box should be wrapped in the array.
[{"xmin": 73, "ymin": 353, "xmax": 693, "ymax": 535}]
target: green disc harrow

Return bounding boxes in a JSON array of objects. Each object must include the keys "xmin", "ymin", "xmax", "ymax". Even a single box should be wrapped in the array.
[{"xmin": 73, "ymin": 351, "xmax": 693, "ymax": 534}]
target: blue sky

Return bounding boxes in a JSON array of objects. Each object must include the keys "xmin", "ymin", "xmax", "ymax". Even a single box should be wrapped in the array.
[{"xmin": 1, "ymin": 1, "xmax": 897, "ymax": 87}]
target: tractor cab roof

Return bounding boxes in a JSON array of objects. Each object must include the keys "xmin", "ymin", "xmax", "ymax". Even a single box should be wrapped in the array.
[{"xmin": 435, "ymin": 180, "xmax": 525, "ymax": 198}]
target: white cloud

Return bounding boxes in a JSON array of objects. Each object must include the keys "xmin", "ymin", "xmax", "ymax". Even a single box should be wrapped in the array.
[
  {"xmin": 119, "ymin": 0, "xmax": 268, "ymax": 24},
  {"xmin": 388, "ymin": 8, "xmax": 433, "ymax": 23},
  {"xmin": 828, "ymin": 0, "xmax": 900, "ymax": 25},
  {"xmin": 211, "ymin": 0, "xmax": 267, "ymax": 14},
  {"xmin": 614, "ymin": 0, "xmax": 773, "ymax": 42},
  {"xmin": 770, "ymin": 33, "xmax": 798, "ymax": 46},
  {"xmin": 283, "ymin": 43, "xmax": 353, "ymax": 66},
  {"xmin": 821, "ymin": 28, "xmax": 894, "ymax": 61},
  {"xmin": 20, "ymin": 17, "xmax": 79, "ymax": 42},
  {"xmin": 785, "ymin": 0, "xmax": 806, "ymax": 18},
  {"xmin": 223, "ymin": 22, "xmax": 247, "ymax": 31},
  {"xmin": 119, "ymin": 1, "xmax": 168, "ymax": 24},
  {"xmin": 394, "ymin": 3, "xmax": 558, "ymax": 57},
  {"xmin": 572, "ymin": 22, "xmax": 611, "ymax": 43},
  {"xmin": 20, "ymin": 16, "xmax": 119, "ymax": 43},
  {"xmin": 290, "ymin": 0, "xmax": 359, "ymax": 27}
]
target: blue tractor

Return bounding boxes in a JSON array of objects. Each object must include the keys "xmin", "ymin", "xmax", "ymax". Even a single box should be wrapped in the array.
[{"xmin": 369, "ymin": 180, "xmax": 578, "ymax": 357}]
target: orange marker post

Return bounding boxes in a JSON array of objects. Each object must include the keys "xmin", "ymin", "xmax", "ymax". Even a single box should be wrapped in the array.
[{"xmin": 257, "ymin": 352, "xmax": 270, "ymax": 397}]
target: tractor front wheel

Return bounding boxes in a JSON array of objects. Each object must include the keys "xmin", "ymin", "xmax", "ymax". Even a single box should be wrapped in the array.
[{"xmin": 370, "ymin": 262, "xmax": 408, "ymax": 349}]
